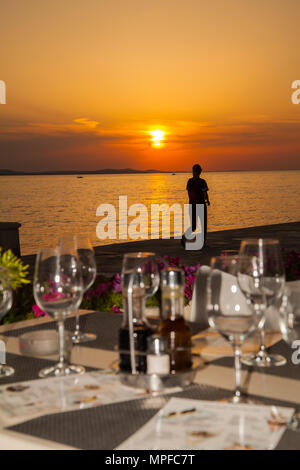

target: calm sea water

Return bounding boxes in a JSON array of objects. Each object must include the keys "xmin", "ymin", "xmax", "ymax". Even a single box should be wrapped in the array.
[{"xmin": 1, "ymin": 171, "xmax": 300, "ymax": 255}]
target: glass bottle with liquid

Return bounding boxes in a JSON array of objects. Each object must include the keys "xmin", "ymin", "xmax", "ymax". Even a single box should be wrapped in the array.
[
  {"xmin": 157, "ymin": 268, "xmax": 192, "ymax": 373},
  {"xmin": 118, "ymin": 271, "xmax": 154, "ymax": 373}
]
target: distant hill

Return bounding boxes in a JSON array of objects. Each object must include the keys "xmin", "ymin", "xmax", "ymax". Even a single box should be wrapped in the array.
[
  {"xmin": 0, "ymin": 169, "xmax": 27, "ymax": 175},
  {"xmin": 0, "ymin": 168, "xmax": 174, "ymax": 176}
]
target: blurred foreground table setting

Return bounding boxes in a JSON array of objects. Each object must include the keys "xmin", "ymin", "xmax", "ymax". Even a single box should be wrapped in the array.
[{"xmin": 0, "ymin": 239, "xmax": 299, "ymax": 450}]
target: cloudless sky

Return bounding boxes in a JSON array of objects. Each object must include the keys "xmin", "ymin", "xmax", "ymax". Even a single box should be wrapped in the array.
[{"xmin": 0, "ymin": 0, "xmax": 299, "ymax": 171}]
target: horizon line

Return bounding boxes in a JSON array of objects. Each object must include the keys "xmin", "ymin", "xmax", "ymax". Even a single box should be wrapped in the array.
[{"xmin": 1, "ymin": 167, "xmax": 300, "ymax": 176}]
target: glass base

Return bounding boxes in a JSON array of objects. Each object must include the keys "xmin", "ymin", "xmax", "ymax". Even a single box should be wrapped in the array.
[
  {"xmin": 72, "ymin": 331, "xmax": 97, "ymax": 344},
  {"xmin": 38, "ymin": 362, "xmax": 85, "ymax": 378},
  {"xmin": 0, "ymin": 365, "xmax": 15, "ymax": 377},
  {"xmin": 289, "ymin": 413, "xmax": 300, "ymax": 432},
  {"xmin": 227, "ymin": 394, "xmax": 251, "ymax": 405},
  {"xmin": 241, "ymin": 351, "xmax": 286, "ymax": 368},
  {"xmin": 220, "ymin": 394, "xmax": 261, "ymax": 405}
]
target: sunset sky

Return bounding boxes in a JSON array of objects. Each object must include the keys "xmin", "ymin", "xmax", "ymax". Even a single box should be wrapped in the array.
[{"xmin": 0, "ymin": 0, "xmax": 299, "ymax": 172}]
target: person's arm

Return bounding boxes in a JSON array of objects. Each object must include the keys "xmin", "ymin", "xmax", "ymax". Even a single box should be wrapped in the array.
[
  {"xmin": 186, "ymin": 180, "xmax": 193, "ymax": 200},
  {"xmin": 202, "ymin": 182, "xmax": 210, "ymax": 205},
  {"xmin": 204, "ymin": 190, "xmax": 210, "ymax": 206}
]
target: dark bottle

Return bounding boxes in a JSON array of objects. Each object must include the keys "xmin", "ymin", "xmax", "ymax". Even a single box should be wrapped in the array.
[
  {"xmin": 157, "ymin": 268, "xmax": 192, "ymax": 373},
  {"xmin": 118, "ymin": 281, "xmax": 154, "ymax": 373}
]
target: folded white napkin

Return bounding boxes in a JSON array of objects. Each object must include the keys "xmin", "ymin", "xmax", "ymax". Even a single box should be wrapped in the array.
[{"xmin": 188, "ymin": 266, "xmax": 300, "ymax": 332}]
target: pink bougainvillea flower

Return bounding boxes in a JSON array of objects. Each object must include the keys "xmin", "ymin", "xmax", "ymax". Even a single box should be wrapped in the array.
[
  {"xmin": 184, "ymin": 287, "xmax": 193, "ymax": 302},
  {"xmin": 164, "ymin": 255, "xmax": 181, "ymax": 267},
  {"xmin": 84, "ymin": 289, "xmax": 94, "ymax": 300},
  {"xmin": 42, "ymin": 292, "xmax": 65, "ymax": 302},
  {"xmin": 112, "ymin": 273, "xmax": 121, "ymax": 293},
  {"xmin": 112, "ymin": 305, "xmax": 122, "ymax": 314},
  {"xmin": 32, "ymin": 304, "xmax": 49, "ymax": 318},
  {"xmin": 185, "ymin": 274, "xmax": 196, "ymax": 287},
  {"xmin": 93, "ymin": 281, "xmax": 113, "ymax": 297}
]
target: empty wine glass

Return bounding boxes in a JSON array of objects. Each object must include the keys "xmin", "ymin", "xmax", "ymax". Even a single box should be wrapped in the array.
[
  {"xmin": 239, "ymin": 239, "xmax": 286, "ymax": 367},
  {"xmin": 59, "ymin": 235, "xmax": 97, "ymax": 344},
  {"xmin": 122, "ymin": 252, "xmax": 160, "ymax": 297},
  {"xmin": 33, "ymin": 246, "xmax": 85, "ymax": 377},
  {"xmin": 279, "ymin": 284, "xmax": 300, "ymax": 431},
  {"xmin": 279, "ymin": 283, "xmax": 300, "ymax": 345},
  {"xmin": 119, "ymin": 252, "xmax": 159, "ymax": 374},
  {"xmin": 0, "ymin": 268, "xmax": 14, "ymax": 377},
  {"xmin": 207, "ymin": 255, "xmax": 263, "ymax": 403}
]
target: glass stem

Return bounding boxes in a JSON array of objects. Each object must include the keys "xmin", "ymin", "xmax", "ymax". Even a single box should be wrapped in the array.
[
  {"xmin": 259, "ymin": 325, "xmax": 266, "ymax": 353},
  {"xmin": 233, "ymin": 344, "xmax": 242, "ymax": 400},
  {"xmin": 75, "ymin": 308, "xmax": 80, "ymax": 333},
  {"xmin": 58, "ymin": 319, "xmax": 66, "ymax": 366}
]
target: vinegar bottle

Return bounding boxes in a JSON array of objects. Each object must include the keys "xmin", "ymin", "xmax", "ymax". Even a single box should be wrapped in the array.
[{"xmin": 157, "ymin": 268, "xmax": 192, "ymax": 372}]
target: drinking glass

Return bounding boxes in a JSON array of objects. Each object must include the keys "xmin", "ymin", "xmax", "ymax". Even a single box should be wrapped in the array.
[
  {"xmin": 119, "ymin": 252, "xmax": 159, "ymax": 374},
  {"xmin": 0, "ymin": 268, "xmax": 14, "ymax": 377},
  {"xmin": 207, "ymin": 255, "xmax": 263, "ymax": 403},
  {"xmin": 279, "ymin": 284, "xmax": 300, "ymax": 431},
  {"xmin": 238, "ymin": 239, "xmax": 286, "ymax": 367},
  {"xmin": 122, "ymin": 252, "xmax": 160, "ymax": 300},
  {"xmin": 59, "ymin": 236, "xmax": 97, "ymax": 344},
  {"xmin": 279, "ymin": 283, "xmax": 300, "ymax": 345},
  {"xmin": 33, "ymin": 246, "xmax": 85, "ymax": 377}
]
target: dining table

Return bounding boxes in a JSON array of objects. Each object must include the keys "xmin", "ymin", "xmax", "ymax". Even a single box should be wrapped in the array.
[{"xmin": 0, "ymin": 308, "xmax": 299, "ymax": 450}]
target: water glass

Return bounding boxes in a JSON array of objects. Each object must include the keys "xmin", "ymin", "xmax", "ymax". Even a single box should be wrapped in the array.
[
  {"xmin": 59, "ymin": 235, "xmax": 97, "ymax": 344},
  {"xmin": 0, "ymin": 268, "xmax": 14, "ymax": 377},
  {"xmin": 279, "ymin": 283, "xmax": 300, "ymax": 431},
  {"xmin": 238, "ymin": 238, "xmax": 286, "ymax": 367},
  {"xmin": 207, "ymin": 255, "xmax": 262, "ymax": 403},
  {"xmin": 120, "ymin": 252, "xmax": 159, "ymax": 374},
  {"xmin": 279, "ymin": 283, "xmax": 300, "ymax": 345},
  {"xmin": 33, "ymin": 246, "xmax": 85, "ymax": 377}
]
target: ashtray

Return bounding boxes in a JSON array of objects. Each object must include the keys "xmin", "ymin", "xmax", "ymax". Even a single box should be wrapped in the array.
[
  {"xmin": 112, "ymin": 354, "xmax": 204, "ymax": 392},
  {"xmin": 19, "ymin": 330, "xmax": 62, "ymax": 356}
]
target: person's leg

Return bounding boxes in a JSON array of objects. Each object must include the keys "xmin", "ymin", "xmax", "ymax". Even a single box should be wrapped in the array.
[
  {"xmin": 182, "ymin": 203, "xmax": 196, "ymax": 246},
  {"xmin": 191, "ymin": 203, "xmax": 197, "ymax": 232},
  {"xmin": 203, "ymin": 203, "xmax": 207, "ymax": 244},
  {"xmin": 184, "ymin": 204, "xmax": 205, "ymax": 250}
]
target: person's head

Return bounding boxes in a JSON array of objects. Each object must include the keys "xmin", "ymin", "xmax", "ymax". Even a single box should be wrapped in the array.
[{"xmin": 192, "ymin": 164, "xmax": 202, "ymax": 177}]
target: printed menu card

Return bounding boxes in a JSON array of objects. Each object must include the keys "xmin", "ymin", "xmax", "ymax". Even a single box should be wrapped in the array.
[{"xmin": 118, "ymin": 397, "xmax": 294, "ymax": 450}]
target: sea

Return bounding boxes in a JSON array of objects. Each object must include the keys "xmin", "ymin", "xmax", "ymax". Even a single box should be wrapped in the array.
[{"xmin": 1, "ymin": 170, "xmax": 300, "ymax": 255}]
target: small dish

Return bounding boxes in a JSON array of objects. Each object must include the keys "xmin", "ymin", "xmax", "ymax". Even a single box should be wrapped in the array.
[{"xmin": 19, "ymin": 330, "xmax": 62, "ymax": 356}]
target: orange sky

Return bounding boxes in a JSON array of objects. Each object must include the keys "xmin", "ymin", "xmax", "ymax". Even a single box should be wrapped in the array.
[{"xmin": 0, "ymin": 0, "xmax": 300, "ymax": 171}]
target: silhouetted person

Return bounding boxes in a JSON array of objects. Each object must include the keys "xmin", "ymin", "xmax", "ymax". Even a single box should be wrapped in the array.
[{"xmin": 185, "ymin": 164, "xmax": 210, "ymax": 247}]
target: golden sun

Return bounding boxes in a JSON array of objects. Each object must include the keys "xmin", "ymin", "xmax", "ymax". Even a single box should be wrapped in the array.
[{"xmin": 149, "ymin": 129, "xmax": 165, "ymax": 147}]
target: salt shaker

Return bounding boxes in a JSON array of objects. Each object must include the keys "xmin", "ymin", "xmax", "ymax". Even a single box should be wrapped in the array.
[{"xmin": 147, "ymin": 335, "xmax": 170, "ymax": 375}]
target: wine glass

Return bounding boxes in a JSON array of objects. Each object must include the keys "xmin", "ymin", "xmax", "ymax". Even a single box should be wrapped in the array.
[
  {"xmin": 206, "ymin": 255, "xmax": 263, "ymax": 403},
  {"xmin": 59, "ymin": 235, "xmax": 97, "ymax": 344},
  {"xmin": 0, "ymin": 268, "xmax": 14, "ymax": 377},
  {"xmin": 119, "ymin": 252, "xmax": 159, "ymax": 374},
  {"xmin": 279, "ymin": 283, "xmax": 300, "ymax": 346},
  {"xmin": 122, "ymin": 252, "xmax": 160, "ymax": 301},
  {"xmin": 279, "ymin": 284, "xmax": 300, "ymax": 431},
  {"xmin": 33, "ymin": 246, "xmax": 85, "ymax": 377},
  {"xmin": 238, "ymin": 239, "xmax": 286, "ymax": 367}
]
